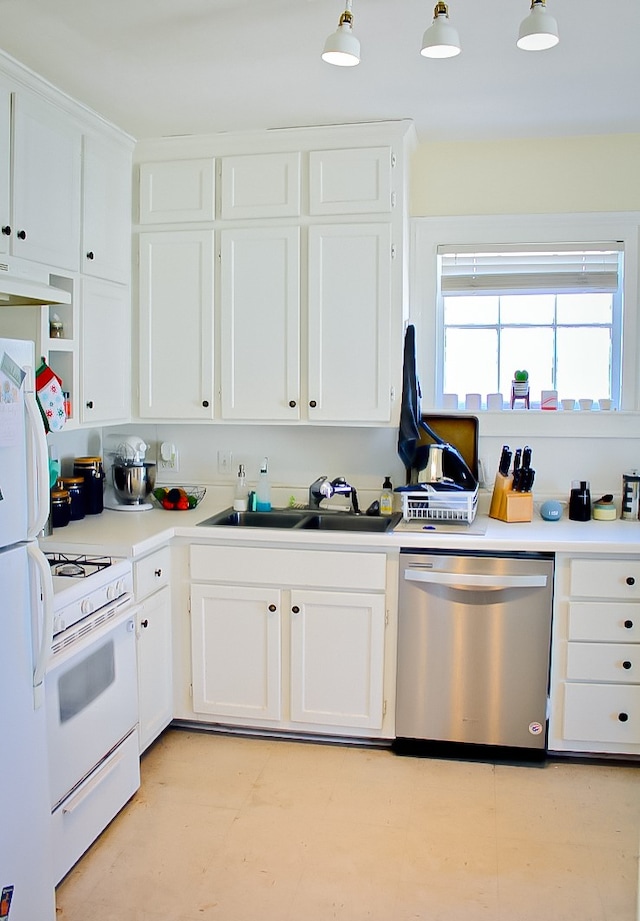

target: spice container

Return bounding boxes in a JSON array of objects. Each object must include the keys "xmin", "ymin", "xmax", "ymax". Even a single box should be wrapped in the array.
[
  {"xmin": 49, "ymin": 313, "xmax": 64, "ymax": 338},
  {"xmin": 50, "ymin": 488, "xmax": 71, "ymax": 528},
  {"xmin": 73, "ymin": 456, "xmax": 105, "ymax": 515},
  {"xmin": 59, "ymin": 476, "xmax": 85, "ymax": 520}
]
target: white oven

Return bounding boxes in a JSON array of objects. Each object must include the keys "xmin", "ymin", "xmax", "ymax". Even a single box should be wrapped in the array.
[{"xmin": 43, "ymin": 552, "xmax": 141, "ymax": 885}]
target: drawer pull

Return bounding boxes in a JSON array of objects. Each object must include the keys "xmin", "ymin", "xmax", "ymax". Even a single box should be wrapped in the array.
[
  {"xmin": 291, "ymin": 605, "xmax": 300, "ymax": 614},
  {"xmin": 622, "ymin": 660, "xmax": 632, "ymax": 669},
  {"xmin": 155, "ymin": 568, "xmax": 162, "ymax": 577},
  {"xmin": 626, "ymin": 576, "xmax": 636, "ymax": 586},
  {"xmin": 618, "ymin": 712, "xmax": 629, "ymax": 722},
  {"xmin": 268, "ymin": 604, "xmax": 276, "ymax": 613},
  {"xmin": 140, "ymin": 619, "xmax": 149, "ymax": 629},
  {"xmin": 624, "ymin": 620, "xmax": 634, "ymax": 629}
]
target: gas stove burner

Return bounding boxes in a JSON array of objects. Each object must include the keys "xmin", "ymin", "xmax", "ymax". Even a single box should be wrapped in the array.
[
  {"xmin": 45, "ymin": 552, "xmax": 115, "ymax": 578},
  {"xmin": 55, "ymin": 562, "xmax": 85, "ymax": 577}
]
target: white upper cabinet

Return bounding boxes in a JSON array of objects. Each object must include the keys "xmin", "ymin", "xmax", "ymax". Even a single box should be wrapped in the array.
[
  {"xmin": 307, "ymin": 223, "xmax": 392, "ymax": 422},
  {"xmin": 80, "ymin": 276, "xmax": 131, "ymax": 424},
  {"xmin": 10, "ymin": 89, "xmax": 82, "ymax": 271},
  {"xmin": 221, "ymin": 152, "xmax": 301, "ymax": 219},
  {"xmin": 82, "ymin": 133, "xmax": 132, "ymax": 283},
  {"xmin": 138, "ymin": 230, "xmax": 215, "ymax": 419},
  {"xmin": 220, "ymin": 226, "xmax": 300, "ymax": 420},
  {"xmin": 309, "ymin": 147, "xmax": 392, "ymax": 215},
  {"xmin": 139, "ymin": 158, "xmax": 215, "ymax": 224},
  {"xmin": 0, "ymin": 86, "xmax": 10, "ymax": 255}
]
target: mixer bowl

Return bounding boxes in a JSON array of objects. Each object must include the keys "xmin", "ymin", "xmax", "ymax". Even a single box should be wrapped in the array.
[{"xmin": 112, "ymin": 462, "xmax": 157, "ymax": 505}]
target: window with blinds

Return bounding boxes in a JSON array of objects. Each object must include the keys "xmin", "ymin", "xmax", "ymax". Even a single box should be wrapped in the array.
[{"xmin": 437, "ymin": 243, "xmax": 623, "ymax": 408}]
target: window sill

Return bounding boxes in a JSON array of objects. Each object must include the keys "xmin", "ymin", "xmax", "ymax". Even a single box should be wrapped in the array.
[{"xmin": 426, "ymin": 408, "xmax": 634, "ymax": 439}]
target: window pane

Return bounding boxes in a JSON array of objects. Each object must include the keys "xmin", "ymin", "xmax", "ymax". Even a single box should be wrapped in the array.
[
  {"xmin": 443, "ymin": 296, "xmax": 498, "ymax": 326},
  {"xmin": 557, "ymin": 294, "xmax": 612, "ymax": 325},
  {"xmin": 556, "ymin": 328, "xmax": 611, "ymax": 399},
  {"xmin": 500, "ymin": 294, "xmax": 555, "ymax": 325},
  {"xmin": 444, "ymin": 328, "xmax": 498, "ymax": 396},
  {"xmin": 499, "ymin": 328, "xmax": 554, "ymax": 397}
]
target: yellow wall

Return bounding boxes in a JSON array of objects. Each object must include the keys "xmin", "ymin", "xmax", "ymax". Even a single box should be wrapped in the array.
[{"xmin": 409, "ymin": 134, "xmax": 640, "ymax": 216}]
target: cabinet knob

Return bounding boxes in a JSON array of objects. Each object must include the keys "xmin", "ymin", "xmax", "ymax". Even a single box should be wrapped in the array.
[
  {"xmin": 140, "ymin": 619, "xmax": 149, "ymax": 629},
  {"xmin": 17, "ymin": 229, "xmax": 26, "ymax": 240},
  {"xmin": 268, "ymin": 604, "xmax": 276, "ymax": 613},
  {"xmin": 85, "ymin": 400, "xmax": 94, "ymax": 409},
  {"xmin": 155, "ymin": 568, "xmax": 162, "ymax": 577},
  {"xmin": 626, "ymin": 576, "xmax": 635, "ymax": 586},
  {"xmin": 289, "ymin": 400, "xmax": 297, "ymax": 408},
  {"xmin": 309, "ymin": 400, "xmax": 317, "ymax": 409},
  {"xmin": 622, "ymin": 660, "xmax": 632, "ymax": 669},
  {"xmin": 1, "ymin": 225, "xmax": 11, "ymax": 236},
  {"xmin": 202, "ymin": 400, "xmax": 209, "ymax": 408},
  {"xmin": 624, "ymin": 620, "xmax": 634, "ymax": 629},
  {"xmin": 618, "ymin": 712, "xmax": 629, "ymax": 722},
  {"xmin": 291, "ymin": 605, "xmax": 300, "ymax": 614},
  {"xmin": 86, "ymin": 251, "xmax": 95, "ymax": 260}
]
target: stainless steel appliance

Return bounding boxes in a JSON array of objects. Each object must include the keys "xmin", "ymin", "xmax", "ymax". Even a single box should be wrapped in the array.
[
  {"xmin": 43, "ymin": 551, "xmax": 140, "ymax": 884},
  {"xmin": 104, "ymin": 434, "xmax": 156, "ymax": 511},
  {"xmin": 395, "ymin": 550, "xmax": 554, "ymax": 756}
]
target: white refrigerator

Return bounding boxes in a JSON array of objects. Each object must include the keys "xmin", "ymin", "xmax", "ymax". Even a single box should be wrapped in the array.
[{"xmin": 0, "ymin": 338, "xmax": 55, "ymax": 921}]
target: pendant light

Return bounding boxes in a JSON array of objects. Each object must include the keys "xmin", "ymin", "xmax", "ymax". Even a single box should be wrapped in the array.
[
  {"xmin": 517, "ymin": 0, "xmax": 559, "ymax": 51},
  {"xmin": 420, "ymin": 2, "xmax": 461, "ymax": 59},
  {"xmin": 322, "ymin": 0, "xmax": 360, "ymax": 67}
]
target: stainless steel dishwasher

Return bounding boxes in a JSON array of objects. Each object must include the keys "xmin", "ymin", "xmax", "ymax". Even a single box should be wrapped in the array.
[{"xmin": 395, "ymin": 550, "xmax": 554, "ymax": 756}]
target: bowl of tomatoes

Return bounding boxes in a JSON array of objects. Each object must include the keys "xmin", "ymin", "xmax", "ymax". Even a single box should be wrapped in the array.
[{"xmin": 153, "ymin": 486, "xmax": 206, "ymax": 511}]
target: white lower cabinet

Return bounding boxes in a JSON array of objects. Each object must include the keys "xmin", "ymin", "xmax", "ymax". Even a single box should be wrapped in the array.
[
  {"xmin": 549, "ymin": 554, "xmax": 640, "ymax": 755},
  {"xmin": 134, "ymin": 547, "xmax": 173, "ymax": 753},
  {"xmin": 189, "ymin": 545, "xmax": 391, "ymax": 738}
]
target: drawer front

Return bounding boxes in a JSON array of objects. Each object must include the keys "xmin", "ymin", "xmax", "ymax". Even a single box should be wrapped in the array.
[
  {"xmin": 568, "ymin": 602, "xmax": 640, "ymax": 642},
  {"xmin": 566, "ymin": 642, "xmax": 638, "ymax": 683},
  {"xmin": 563, "ymin": 682, "xmax": 640, "ymax": 744},
  {"xmin": 134, "ymin": 546, "xmax": 171, "ymax": 600},
  {"xmin": 569, "ymin": 559, "xmax": 640, "ymax": 599},
  {"xmin": 190, "ymin": 545, "xmax": 386, "ymax": 591}
]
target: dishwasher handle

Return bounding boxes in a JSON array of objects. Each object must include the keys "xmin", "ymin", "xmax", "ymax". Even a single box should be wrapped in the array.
[{"xmin": 404, "ymin": 569, "xmax": 548, "ymax": 591}]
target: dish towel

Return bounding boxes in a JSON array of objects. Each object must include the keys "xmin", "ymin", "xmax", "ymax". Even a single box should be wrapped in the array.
[{"xmin": 397, "ymin": 324, "xmax": 421, "ymax": 469}]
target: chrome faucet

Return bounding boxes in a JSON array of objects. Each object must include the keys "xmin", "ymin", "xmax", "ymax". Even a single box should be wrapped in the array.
[{"xmin": 308, "ymin": 476, "xmax": 359, "ymax": 514}]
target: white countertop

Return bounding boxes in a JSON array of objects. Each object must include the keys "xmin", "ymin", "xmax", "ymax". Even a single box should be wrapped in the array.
[{"xmin": 38, "ymin": 490, "xmax": 640, "ymax": 559}]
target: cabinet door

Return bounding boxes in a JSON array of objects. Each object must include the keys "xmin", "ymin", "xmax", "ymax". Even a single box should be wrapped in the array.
[
  {"xmin": 82, "ymin": 134, "xmax": 132, "ymax": 283},
  {"xmin": 0, "ymin": 85, "xmax": 10, "ymax": 256},
  {"xmin": 289, "ymin": 589, "xmax": 386, "ymax": 730},
  {"xmin": 190, "ymin": 584, "xmax": 282, "ymax": 722},
  {"xmin": 309, "ymin": 147, "xmax": 392, "ymax": 215},
  {"xmin": 221, "ymin": 152, "xmax": 301, "ymax": 219},
  {"xmin": 220, "ymin": 226, "xmax": 300, "ymax": 420},
  {"xmin": 138, "ymin": 230, "xmax": 214, "ymax": 419},
  {"xmin": 11, "ymin": 90, "xmax": 81, "ymax": 271},
  {"xmin": 139, "ymin": 159, "xmax": 215, "ymax": 223},
  {"xmin": 137, "ymin": 586, "xmax": 173, "ymax": 753},
  {"xmin": 80, "ymin": 277, "xmax": 131, "ymax": 424},
  {"xmin": 307, "ymin": 223, "xmax": 392, "ymax": 422}
]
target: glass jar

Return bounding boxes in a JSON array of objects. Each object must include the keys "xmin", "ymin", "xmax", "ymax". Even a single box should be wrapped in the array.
[
  {"xmin": 50, "ymin": 489, "xmax": 71, "ymax": 528},
  {"xmin": 59, "ymin": 476, "xmax": 85, "ymax": 520},
  {"xmin": 73, "ymin": 456, "xmax": 104, "ymax": 515}
]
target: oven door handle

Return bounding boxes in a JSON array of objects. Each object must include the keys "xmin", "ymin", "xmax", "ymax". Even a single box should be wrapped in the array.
[
  {"xmin": 28, "ymin": 543, "xmax": 55, "ymax": 708},
  {"xmin": 404, "ymin": 569, "xmax": 548, "ymax": 591}
]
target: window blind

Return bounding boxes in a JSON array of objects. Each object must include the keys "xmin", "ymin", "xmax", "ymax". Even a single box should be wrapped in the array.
[{"xmin": 438, "ymin": 243, "xmax": 623, "ymax": 296}]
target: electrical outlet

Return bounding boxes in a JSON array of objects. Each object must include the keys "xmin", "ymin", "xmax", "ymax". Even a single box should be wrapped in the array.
[
  {"xmin": 159, "ymin": 442, "xmax": 179, "ymax": 472},
  {"xmin": 217, "ymin": 449, "xmax": 233, "ymax": 475}
]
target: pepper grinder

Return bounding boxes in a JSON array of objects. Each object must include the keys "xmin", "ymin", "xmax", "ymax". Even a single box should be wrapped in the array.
[{"xmin": 569, "ymin": 480, "xmax": 591, "ymax": 521}]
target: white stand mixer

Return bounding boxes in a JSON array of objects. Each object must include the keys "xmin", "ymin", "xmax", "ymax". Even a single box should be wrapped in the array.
[{"xmin": 104, "ymin": 434, "xmax": 156, "ymax": 511}]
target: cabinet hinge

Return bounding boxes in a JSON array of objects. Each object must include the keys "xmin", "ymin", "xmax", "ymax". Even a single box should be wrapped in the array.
[
  {"xmin": 383, "ymin": 699, "xmax": 387, "ymax": 716},
  {"xmin": 391, "ymin": 244, "xmax": 397, "ymax": 260},
  {"xmin": 389, "ymin": 387, "xmax": 396, "ymax": 404},
  {"xmin": 385, "ymin": 609, "xmax": 390, "ymax": 626},
  {"xmin": 391, "ymin": 191, "xmax": 397, "ymax": 209},
  {"xmin": 391, "ymin": 151, "xmax": 397, "ymax": 168},
  {"xmin": 189, "ymin": 683, "xmax": 193, "ymax": 698}
]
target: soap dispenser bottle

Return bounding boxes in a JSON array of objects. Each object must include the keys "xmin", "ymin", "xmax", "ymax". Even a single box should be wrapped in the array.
[
  {"xmin": 256, "ymin": 457, "xmax": 272, "ymax": 512},
  {"xmin": 380, "ymin": 476, "xmax": 393, "ymax": 516},
  {"xmin": 233, "ymin": 464, "xmax": 248, "ymax": 512}
]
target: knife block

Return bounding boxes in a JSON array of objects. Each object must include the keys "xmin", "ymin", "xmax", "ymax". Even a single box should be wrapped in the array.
[{"xmin": 489, "ymin": 474, "xmax": 533, "ymax": 522}]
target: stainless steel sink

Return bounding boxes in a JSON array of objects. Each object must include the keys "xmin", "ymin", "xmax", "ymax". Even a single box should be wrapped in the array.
[{"xmin": 197, "ymin": 507, "xmax": 401, "ymax": 533}]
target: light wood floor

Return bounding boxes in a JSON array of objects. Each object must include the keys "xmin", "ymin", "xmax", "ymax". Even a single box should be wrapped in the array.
[{"xmin": 56, "ymin": 728, "xmax": 639, "ymax": 921}]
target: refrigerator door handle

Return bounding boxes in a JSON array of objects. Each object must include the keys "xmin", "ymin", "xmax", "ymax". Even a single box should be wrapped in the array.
[
  {"xmin": 24, "ymin": 388, "xmax": 50, "ymax": 539},
  {"xmin": 404, "ymin": 569, "xmax": 548, "ymax": 591},
  {"xmin": 27, "ymin": 543, "xmax": 54, "ymax": 709}
]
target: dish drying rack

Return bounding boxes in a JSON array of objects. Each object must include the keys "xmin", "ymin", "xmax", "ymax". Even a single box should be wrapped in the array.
[{"xmin": 400, "ymin": 485, "xmax": 478, "ymax": 524}]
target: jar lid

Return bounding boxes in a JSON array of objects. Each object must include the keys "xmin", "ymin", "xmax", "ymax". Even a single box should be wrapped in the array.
[
  {"xmin": 51, "ymin": 489, "xmax": 70, "ymax": 500},
  {"xmin": 74, "ymin": 456, "xmax": 102, "ymax": 463},
  {"xmin": 60, "ymin": 476, "xmax": 84, "ymax": 485}
]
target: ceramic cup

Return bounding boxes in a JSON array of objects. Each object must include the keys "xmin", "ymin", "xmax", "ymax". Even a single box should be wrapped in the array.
[
  {"xmin": 579, "ymin": 398, "xmax": 594, "ymax": 411},
  {"xmin": 598, "ymin": 398, "xmax": 612, "ymax": 410},
  {"xmin": 561, "ymin": 399, "xmax": 576, "ymax": 411},
  {"xmin": 465, "ymin": 393, "xmax": 482, "ymax": 411},
  {"xmin": 486, "ymin": 392, "xmax": 503, "ymax": 411},
  {"xmin": 442, "ymin": 393, "xmax": 459, "ymax": 410}
]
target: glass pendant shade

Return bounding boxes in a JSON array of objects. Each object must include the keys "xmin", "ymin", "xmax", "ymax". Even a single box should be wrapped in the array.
[
  {"xmin": 420, "ymin": 6, "xmax": 461, "ymax": 59},
  {"xmin": 322, "ymin": 17, "xmax": 361, "ymax": 66},
  {"xmin": 517, "ymin": 1, "xmax": 559, "ymax": 51}
]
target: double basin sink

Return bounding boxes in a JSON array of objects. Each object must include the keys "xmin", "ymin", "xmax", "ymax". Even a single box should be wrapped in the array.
[{"xmin": 198, "ymin": 507, "xmax": 402, "ymax": 533}]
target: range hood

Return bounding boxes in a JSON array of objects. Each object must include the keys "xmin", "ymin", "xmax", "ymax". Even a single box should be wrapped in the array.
[{"xmin": 0, "ymin": 263, "xmax": 71, "ymax": 306}]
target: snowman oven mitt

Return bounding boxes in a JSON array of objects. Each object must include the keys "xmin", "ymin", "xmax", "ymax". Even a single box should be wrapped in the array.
[{"xmin": 36, "ymin": 358, "xmax": 66, "ymax": 432}]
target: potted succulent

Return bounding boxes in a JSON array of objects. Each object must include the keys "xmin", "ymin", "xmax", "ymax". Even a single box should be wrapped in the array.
[{"xmin": 511, "ymin": 369, "xmax": 530, "ymax": 408}]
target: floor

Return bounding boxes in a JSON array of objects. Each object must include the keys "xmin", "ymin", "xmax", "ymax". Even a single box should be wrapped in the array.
[{"xmin": 56, "ymin": 729, "xmax": 639, "ymax": 921}]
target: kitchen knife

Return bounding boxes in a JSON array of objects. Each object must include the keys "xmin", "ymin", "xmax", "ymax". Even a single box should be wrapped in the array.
[
  {"xmin": 513, "ymin": 448, "xmax": 522, "ymax": 473},
  {"xmin": 521, "ymin": 467, "xmax": 535, "ymax": 492},
  {"xmin": 522, "ymin": 446, "xmax": 532, "ymax": 469},
  {"xmin": 498, "ymin": 445, "xmax": 512, "ymax": 477}
]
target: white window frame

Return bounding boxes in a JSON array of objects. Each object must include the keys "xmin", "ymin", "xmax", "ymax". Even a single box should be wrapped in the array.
[{"xmin": 410, "ymin": 213, "xmax": 640, "ymax": 430}]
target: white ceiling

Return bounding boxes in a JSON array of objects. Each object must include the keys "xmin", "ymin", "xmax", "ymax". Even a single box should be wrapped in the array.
[{"xmin": 0, "ymin": 0, "xmax": 638, "ymax": 143}]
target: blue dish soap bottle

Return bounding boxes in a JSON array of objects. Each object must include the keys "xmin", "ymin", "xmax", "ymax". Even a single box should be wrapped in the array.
[{"xmin": 256, "ymin": 457, "xmax": 272, "ymax": 512}]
